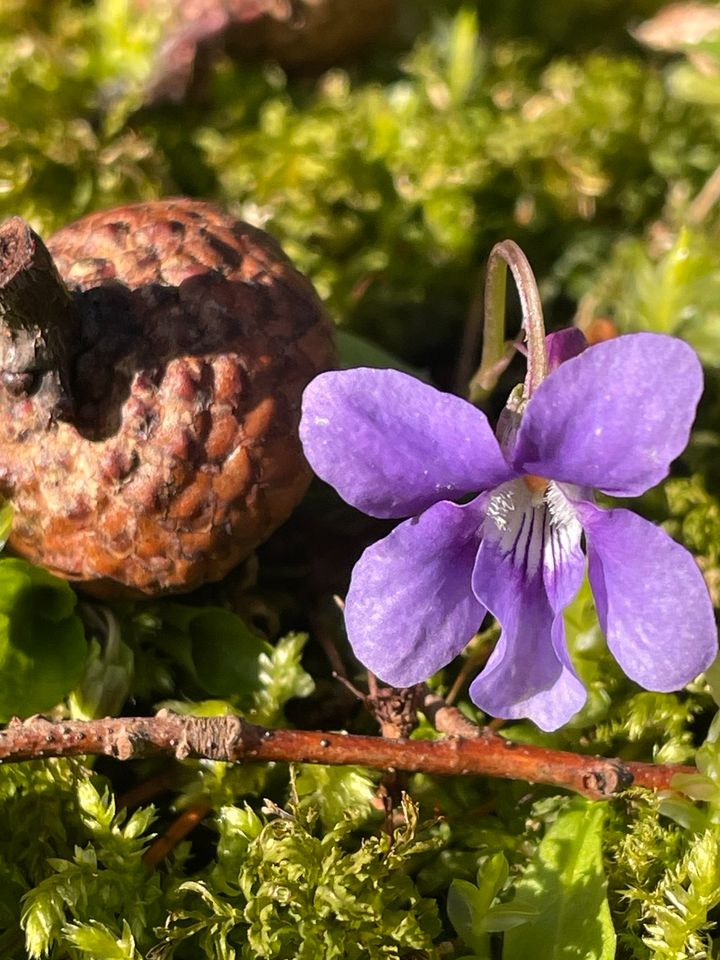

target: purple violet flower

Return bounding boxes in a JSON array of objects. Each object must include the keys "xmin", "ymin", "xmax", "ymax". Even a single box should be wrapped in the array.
[{"xmin": 299, "ymin": 330, "xmax": 718, "ymax": 731}]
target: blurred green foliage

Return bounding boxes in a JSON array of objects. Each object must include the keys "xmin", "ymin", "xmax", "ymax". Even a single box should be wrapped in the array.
[
  {"xmin": 6, "ymin": 0, "xmax": 720, "ymax": 370},
  {"xmin": 0, "ymin": 0, "xmax": 169, "ymax": 230}
]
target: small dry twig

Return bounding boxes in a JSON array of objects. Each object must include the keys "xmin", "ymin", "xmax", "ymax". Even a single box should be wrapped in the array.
[
  {"xmin": 0, "ymin": 708, "xmax": 694, "ymax": 801},
  {"xmin": 143, "ymin": 802, "xmax": 212, "ymax": 868}
]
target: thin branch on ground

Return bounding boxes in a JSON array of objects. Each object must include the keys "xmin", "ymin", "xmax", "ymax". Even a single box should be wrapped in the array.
[
  {"xmin": 117, "ymin": 768, "xmax": 184, "ymax": 810},
  {"xmin": 0, "ymin": 708, "xmax": 695, "ymax": 801},
  {"xmin": 143, "ymin": 802, "xmax": 212, "ymax": 868}
]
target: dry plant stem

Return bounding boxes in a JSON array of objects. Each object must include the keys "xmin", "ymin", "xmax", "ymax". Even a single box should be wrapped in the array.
[
  {"xmin": 365, "ymin": 681, "xmax": 424, "ymax": 825},
  {"xmin": 444, "ymin": 626, "xmax": 498, "ymax": 706},
  {"xmin": 423, "ymin": 693, "xmax": 485, "ymax": 739},
  {"xmin": 143, "ymin": 801, "xmax": 212, "ymax": 868},
  {"xmin": 117, "ymin": 768, "xmax": 184, "ymax": 810},
  {"xmin": 687, "ymin": 163, "xmax": 720, "ymax": 225},
  {"xmin": 309, "ymin": 607, "xmax": 347, "ymax": 680},
  {"xmin": 0, "ymin": 711, "xmax": 694, "ymax": 801}
]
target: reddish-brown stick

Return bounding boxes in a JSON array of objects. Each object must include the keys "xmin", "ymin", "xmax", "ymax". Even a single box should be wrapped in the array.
[
  {"xmin": 0, "ymin": 708, "xmax": 693, "ymax": 800},
  {"xmin": 143, "ymin": 802, "xmax": 213, "ymax": 868}
]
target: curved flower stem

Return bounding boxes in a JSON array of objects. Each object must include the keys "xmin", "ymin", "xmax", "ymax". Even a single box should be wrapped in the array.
[{"xmin": 469, "ymin": 240, "xmax": 548, "ymax": 403}]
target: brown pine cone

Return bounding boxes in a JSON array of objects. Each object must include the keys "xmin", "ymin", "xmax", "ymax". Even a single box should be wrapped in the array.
[{"xmin": 0, "ymin": 198, "xmax": 336, "ymax": 598}]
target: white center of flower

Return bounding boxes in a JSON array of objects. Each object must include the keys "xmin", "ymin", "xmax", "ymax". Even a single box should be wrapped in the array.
[{"xmin": 483, "ymin": 477, "xmax": 582, "ymax": 579}]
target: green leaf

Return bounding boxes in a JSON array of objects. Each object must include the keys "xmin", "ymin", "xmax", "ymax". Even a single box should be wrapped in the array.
[
  {"xmin": 446, "ymin": 7, "xmax": 483, "ymax": 107},
  {"xmin": 657, "ymin": 793, "xmax": 709, "ymax": 834},
  {"xmin": 64, "ymin": 920, "xmax": 139, "ymax": 959},
  {"xmin": 335, "ymin": 329, "xmax": 431, "ymax": 381},
  {"xmin": 484, "ymin": 899, "xmax": 540, "ymax": 932},
  {"xmin": 159, "ymin": 698, "xmax": 238, "ymax": 717},
  {"xmin": 149, "ymin": 601, "xmax": 272, "ymax": 699},
  {"xmin": 502, "ymin": 801, "xmax": 616, "ymax": 960},
  {"xmin": 0, "ymin": 559, "xmax": 87, "ymax": 719},
  {"xmin": 69, "ymin": 607, "xmax": 134, "ymax": 719},
  {"xmin": 447, "ymin": 853, "xmax": 512, "ymax": 956},
  {"xmin": 448, "ymin": 879, "xmax": 492, "ymax": 957},
  {"xmin": 187, "ymin": 608, "xmax": 271, "ymax": 698},
  {"xmin": 475, "ymin": 851, "xmax": 510, "ymax": 913}
]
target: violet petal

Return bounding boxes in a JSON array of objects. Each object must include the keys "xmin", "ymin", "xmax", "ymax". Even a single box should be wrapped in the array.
[
  {"xmin": 545, "ymin": 327, "xmax": 588, "ymax": 372},
  {"xmin": 580, "ymin": 502, "xmax": 717, "ymax": 690},
  {"xmin": 512, "ymin": 333, "xmax": 703, "ymax": 497},
  {"xmin": 470, "ymin": 480, "xmax": 587, "ymax": 731},
  {"xmin": 300, "ymin": 368, "xmax": 514, "ymax": 519},
  {"xmin": 344, "ymin": 497, "xmax": 487, "ymax": 686},
  {"xmin": 543, "ymin": 483, "xmax": 587, "ymax": 612}
]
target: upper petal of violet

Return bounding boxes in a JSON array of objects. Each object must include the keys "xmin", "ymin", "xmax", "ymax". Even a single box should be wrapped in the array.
[
  {"xmin": 300, "ymin": 368, "xmax": 514, "ymax": 518},
  {"xmin": 580, "ymin": 502, "xmax": 717, "ymax": 691},
  {"xmin": 344, "ymin": 496, "xmax": 487, "ymax": 686},
  {"xmin": 511, "ymin": 333, "xmax": 703, "ymax": 497},
  {"xmin": 545, "ymin": 327, "xmax": 588, "ymax": 372}
]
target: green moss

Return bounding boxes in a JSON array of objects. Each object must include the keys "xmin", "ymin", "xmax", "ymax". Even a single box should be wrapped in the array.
[{"xmin": 160, "ymin": 795, "xmax": 442, "ymax": 959}]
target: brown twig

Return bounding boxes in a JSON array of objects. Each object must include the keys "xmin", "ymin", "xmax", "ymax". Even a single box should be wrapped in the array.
[
  {"xmin": 444, "ymin": 626, "xmax": 498, "ymax": 706},
  {"xmin": 0, "ymin": 710, "xmax": 695, "ymax": 801},
  {"xmin": 365, "ymin": 681, "xmax": 425, "ymax": 829},
  {"xmin": 117, "ymin": 768, "xmax": 184, "ymax": 810},
  {"xmin": 423, "ymin": 693, "xmax": 484, "ymax": 739},
  {"xmin": 143, "ymin": 802, "xmax": 212, "ymax": 868}
]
